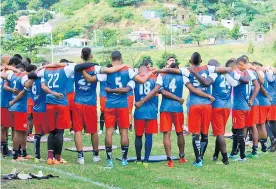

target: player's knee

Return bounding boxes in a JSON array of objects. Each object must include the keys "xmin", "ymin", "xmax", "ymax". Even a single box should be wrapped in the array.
[{"xmin": 176, "ymin": 132, "xmax": 183, "ymax": 137}]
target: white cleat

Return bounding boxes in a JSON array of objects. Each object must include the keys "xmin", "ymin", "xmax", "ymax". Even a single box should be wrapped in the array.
[
  {"xmin": 98, "ymin": 130, "xmax": 103, "ymax": 135},
  {"xmin": 77, "ymin": 157, "xmax": 85, "ymax": 165},
  {"xmin": 115, "ymin": 129, "xmax": 119, "ymax": 134},
  {"xmin": 93, "ymin": 156, "xmax": 101, "ymax": 162}
]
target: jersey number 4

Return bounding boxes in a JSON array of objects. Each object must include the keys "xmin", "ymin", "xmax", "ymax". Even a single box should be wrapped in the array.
[{"xmin": 48, "ymin": 73, "xmax": 60, "ymax": 88}]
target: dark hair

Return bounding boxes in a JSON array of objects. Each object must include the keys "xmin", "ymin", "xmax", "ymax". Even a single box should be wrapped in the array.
[
  {"xmin": 208, "ymin": 59, "xmax": 220, "ymax": 67},
  {"xmin": 13, "ymin": 54, "xmax": 23, "ymax": 60},
  {"xmin": 106, "ymin": 64, "xmax": 113, "ymax": 68},
  {"xmin": 26, "ymin": 64, "xmax": 37, "ymax": 72},
  {"xmin": 191, "ymin": 52, "xmax": 201, "ymax": 65},
  {"xmin": 167, "ymin": 56, "xmax": 175, "ymax": 61},
  {"xmin": 42, "ymin": 61, "xmax": 50, "ymax": 66},
  {"xmin": 16, "ymin": 63, "xmax": 26, "ymax": 71},
  {"xmin": 26, "ymin": 57, "xmax": 31, "ymax": 64},
  {"xmin": 8, "ymin": 57, "xmax": 22, "ymax": 66},
  {"xmin": 240, "ymin": 55, "xmax": 249, "ymax": 62},
  {"xmin": 252, "ymin": 61, "xmax": 263, "ymax": 67},
  {"xmin": 225, "ymin": 59, "xmax": 236, "ymax": 67},
  {"xmin": 142, "ymin": 59, "xmax": 151, "ymax": 67},
  {"xmin": 81, "ymin": 47, "xmax": 92, "ymax": 61},
  {"xmin": 60, "ymin": 59, "xmax": 69, "ymax": 63},
  {"xmin": 169, "ymin": 63, "xmax": 179, "ymax": 68},
  {"xmin": 236, "ymin": 57, "xmax": 247, "ymax": 64},
  {"xmin": 111, "ymin": 51, "xmax": 122, "ymax": 61}
]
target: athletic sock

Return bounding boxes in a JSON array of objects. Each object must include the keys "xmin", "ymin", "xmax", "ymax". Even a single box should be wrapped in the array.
[
  {"xmin": 192, "ymin": 134, "xmax": 201, "ymax": 163},
  {"xmin": 77, "ymin": 150, "xmax": 84, "ymax": 159},
  {"xmin": 252, "ymin": 145, "xmax": 258, "ymax": 155},
  {"xmin": 100, "ymin": 112, "xmax": 105, "ymax": 131},
  {"xmin": 22, "ymin": 149, "xmax": 27, "ymax": 157},
  {"xmin": 237, "ymin": 129, "xmax": 246, "ymax": 159},
  {"xmin": 48, "ymin": 150, "xmax": 53, "ymax": 159},
  {"xmin": 231, "ymin": 129, "xmax": 238, "ymax": 156},
  {"xmin": 106, "ymin": 146, "xmax": 112, "ymax": 160},
  {"xmin": 34, "ymin": 134, "xmax": 42, "ymax": 159},
  {"xmin": 1, "ymin": 141, "xmax": 9, "ymax": 154},
  {"xmin": 167, "ymin": 156, "xmax": 172, "ymax": 161},
  {"xmin": 179, "ymin": 153, "xmax": 185, "ymax": 158},
  {"xmin": 144, "ymin": 134, "xmax": 152, "ymax": 162},
  {"xmin": 260, "ymin": 138, "xmax": 268, "ymax": 152},
  {"xmin": 222, "ymin": 152, "xmax": 228, "ymax": 162},
  {"xmin": 135, "ymin": 136, "xmax": 142, "ymax": 161},
  {"xmin": 121, "ymin": 145, "xmax": 129, "ymax": 160},
  {"xmin": 93, "ymin": 150, "xmax": 99, "ymax": 156},
  {"xmin": 55, "ymin": 154, "xmax": 61, "ymax": 161},
  {"xmin": 54, "ymin": 129, "xmax": 64, "ymax": 159},
  {"xmin": 200, "ymin": 133, "xmax": 208, "ymax": 160},
  {"xmin": 213, "ymin": 137, "xmax": 220, "ymax": 158},
  {"xmin": 12, "ymin": 149, "xmax": 19, "ymax": 160}
]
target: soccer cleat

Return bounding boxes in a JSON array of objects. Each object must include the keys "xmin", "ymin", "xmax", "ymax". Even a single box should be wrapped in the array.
[
  {"xmin": 2, "ymin": 151, "xmax": 13, "ymax": 157},
  {"xmin": 34, "ymin": 158, "xmax": 45, "ymax": 164},
  {"xmin": 47, "ymin": 158, "xmax": 53, "ymax": 165},
  {"xmin": 121, "ymin": 159, "xmax": 128, "ymax": 166},
  {"xmin": 212, "ymin": 156, "xmax": 218, "ymax": 161},
  {"xmin": 59, "ymin": 158, "xmax": 67, "ymax": 164},
  {"xmin": 135, "ymin": 160, "xmax": 142, "ymax": 165},
  {"xmin": 23, "ymin": 154, "xmax": 33, "ymax": 159},
  {"xmin": 52, "ymin": 159, "xmax": 61, "ymax": 165},
  {"xmin": 166, "ymin": 160, "xmax": 174, "ymax": 168},
  {"xmin": 234, "ymin": 158, "xmax": 247, "ymax": 162},
  {"xmin": 98, "ymin": 130, "xmax": 103, "ymax": 135},
  {"xmin": 77, "ymin": 157, "xmax": 85, "ymax": 165},
  {"xmin": 229, "ymin": 154, "xmax": 239, "ymax": 160},
  {"xmin": 93, "ymin": 156, "xmax": 101, "ymax": 162},
  {"xmin": 192, "ymin": 160, "xmax": 203, "ymax": 168},
  {"xmin": 179, "ymin": 157, "xmax": 188, "ymax": 164},
  {"xmin": 105, "ymin": 159, "xmax": 114, "ymax": 169},
  {"xmin": 143, "ymin": 162, "xmax": 149, "ymax": 168},
  {"xmin": 247, "ymin": 153, "xmax": 259, "ymax": 159},
  {"xmin": 222, "ymin": 159, "xmax": 229, "ymax": 165},
  {"xmin": 11, "ymin": 157, "xmax": 26, "ymax": 163}
]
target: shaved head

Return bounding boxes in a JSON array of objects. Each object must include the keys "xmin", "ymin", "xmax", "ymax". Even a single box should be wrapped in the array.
[{"xmin": 1, "ymin": 54, "xmax": 11, "ymax": 65}]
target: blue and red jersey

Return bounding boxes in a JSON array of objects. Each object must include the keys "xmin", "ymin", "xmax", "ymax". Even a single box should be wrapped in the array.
[
  {"xmin": 31, "ymin": 78, "xmax": 47, "ymax": 112},
  {"xmin": 74, "ymin": 65, "xmax": 104, "ymax": 106},
  {"xmin": 133, "ymin": 76, "xmax": 158, "ymax": 120},
  {"xmin": 257, "ymin": 71, "xmax": 271, "ymax": 106},
  {"xmin": 181, "ymin": 65, "xmax": 216, "ymax": 106},
  {"xmin": 66, "ymin": 76, "xmax": 75, "ymax": 94},
  {"xmin": 156, "ymin": 73, "xmax": 189, "ymax": 113},
  {"xmin": 104, "ymin": 67, "xmax": 136, "ymax": 108},
  {"xmin": 0, "ymin": 77, "xmax": 12, "ymax": 108},
  {"xmin": 266, "ymin": 69, "xmax": 276, "ymax": 105},
  {"xmin": 100, "ymin": 81, "xmax": 107, "ymax": 97},
  {"xmin": 248, "ymin": 69, "xmax": 259, "ymax": 106},
  {"xmin": 7, "ymin": 72, "xmax": 28, "ymax": 112}
]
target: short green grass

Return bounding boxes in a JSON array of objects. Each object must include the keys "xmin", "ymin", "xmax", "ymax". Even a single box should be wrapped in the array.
[{"xmin": 1, "ymin": 125, "xmax": 276, "ymax": 189}]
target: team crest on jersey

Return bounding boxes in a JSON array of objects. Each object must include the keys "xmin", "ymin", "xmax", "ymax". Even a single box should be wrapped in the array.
[{"xmin": 23, "ymin": 124, "xmax": 27, "ymax": 128}]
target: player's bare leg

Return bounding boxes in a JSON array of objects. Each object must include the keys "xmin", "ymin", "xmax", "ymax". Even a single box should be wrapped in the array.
[
  {"xmin": 74, "ymin": 131, "xmax": 84, "ymax": 164},
  {"xmin": 91, "ymin": 132, "xmax": 100, "ymax": 162},
  {"xmin": 163, "ymin": 131, "xmax": 173, "ymax": 167},
  {"xmin": 105, "ymin": 127, "xmax": 114, "ymax": 168},
  {"xmin": 176, "ymin": 132, "xmax": 187, "ymax": 164},
  {"xmin": 120, "ymin": 128, "xmax": 129, "ymax": 166},
  {"xmin": 257, "ymin": 123, "xmax": 268, "ymax": 152}
]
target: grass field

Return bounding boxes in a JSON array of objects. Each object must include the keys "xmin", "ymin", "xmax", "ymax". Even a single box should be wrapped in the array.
[{"xmin": 1, "ymin": 124, "xmax": 276, "ymax": 189}]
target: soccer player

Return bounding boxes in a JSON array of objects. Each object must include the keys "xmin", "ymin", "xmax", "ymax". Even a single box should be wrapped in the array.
[
  {"xmin": 266, "ymin": 66, "xmax": 276, "ymax": 151},
  {"xmin": 135, "ymin": 62, "xmax": 216, "ymax": 168},
  {"xmin": 254, "ymin": 62, "xmax": 271, "ymax": 153},
  {"xmin": 72, "ymin": 48, "xmax": 126, "ymax": 165},
  {"xmin": 83, "ymin": 51, "xmax": 153, "ymax": 167},
  {"xmin": 99, "ymin": 80, "xmax": 107, "ymax": 135}
]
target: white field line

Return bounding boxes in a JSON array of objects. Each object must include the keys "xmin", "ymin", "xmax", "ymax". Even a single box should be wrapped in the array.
[{"xmin": 2, "ymin": 160, "xmax": 121, "ymax": 189}]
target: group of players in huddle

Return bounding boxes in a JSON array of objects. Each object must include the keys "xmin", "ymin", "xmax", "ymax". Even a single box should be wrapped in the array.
[{"xmin": 1, "ymin": 47, "xmax": 276, "ymax": 168}]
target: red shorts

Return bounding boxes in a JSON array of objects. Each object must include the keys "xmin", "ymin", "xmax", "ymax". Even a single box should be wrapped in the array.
[
  {"xmin": 127, "ymin": 95, "xmax": 134, "ymax": 112},
  {"xmin": 105, "ymin": 108, "xmax": 129, "ymax": 129},
  {"xmin": 245, "ymin": 106, "xmax": 259, "ymax": 127},
  {"xmin": 10, "ymin": 112, "xmax": 28, "ymax": 131},
  {"xmin": 188, "ymin": 104, "xmax": 212, "ymax": 134},
  {"xmin": 257, "ymin": 106, "xmax": 271, "ymax": 124},
  {"xmin": 268, "ymin": 105, "xmax": 276, "ymax": 121},
  {"xmin": 1, "ymin": 108, "xmax": 13, "ymax": 128},
  {"xmin": 134, "ymin": 119, "xmax": 158, "ymax": 136},
  {"xmin": 160, "ymin": 112, "xmax": 184, "ymax": 133},
  {"xmin": 33, "ymin": 112, "xmax": 50, "ymax": 134},
  {"xmin": 100, "ymin": 97, "xmax": 106, "ymax": 112},
  {"xmin": 72, "ymin": 103, "xmax": 97, "ymax": 134},
  {"xmin": 27, "ymin": 98, "xmax": 34, "ymax": 115},
  {"xmin": 66, "ymin": 92, "xmax": 75, "ymax": 110},
  {"xmin": 211, "ymin": 108, "xmax": 231, "ymax": 136},
  {"xmin": 46, "ymin": 104, "xmax": 70, "ymax": 131},
  {"xmin": 232, "ymin": 110, "xmax": 250, "ymax": 129}
]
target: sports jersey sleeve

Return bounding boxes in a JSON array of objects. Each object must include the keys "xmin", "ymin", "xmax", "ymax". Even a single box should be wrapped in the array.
[
  {"xmin": 183, "ymin": 76, "xmax": 190, "ymax": 86},
  {"xmin": 180, "ymin": 67, "xmax": 190, "ymax": 77},
  {"xmin": 96, "ymin": 74, "xmax": 107, "ymax": 82},
  {"xmin": 127, "ymin": 80, "xmax": 135, "ymax": 90},
  {"xmin": 128, "ymin": 68, "xmax": 137, "ymax": 79},
  {"xmin": 36, "ymin": 69, "xmax": 45, "ymax": 78},
  {"xmin": 6, "ymin": 72, "xmax": 14, "ymax": 81},
  {"xmin": 21, "ymin": 75, "xmax": 28, "ymax": 86},
  {"xmin": 156, "ymin": 74, "xmax": 163, "ymax": 86},
  {"xmin": 41, "ymin": 78, "xmax": 45, "ymax": 83},
  {"xmin": 64, "ymin": 63, "xmax": 77, "ymax": 78},
  {"xmin": 94, "ymin": 65, "xmax": 102, "ymax": 74},
  {"xmin": 208, "ymin": 73, "xmax": 218, "ymax": 82},
  {"xmin": 225, "ymin": 73, "xmax": 239, "ymax": 87},
  {"xmin": 247, "ymin": 69, "xmax": 257, "ymax": 81},
  {"xmin": 207, "ymin": 65, "xmax": 216, "ymax": 73},
  {"xmin": 265, "ymin": 69, "xmax": 275, "ymax": 82}
]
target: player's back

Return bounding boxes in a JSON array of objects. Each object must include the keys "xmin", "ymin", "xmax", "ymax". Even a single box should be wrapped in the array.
[
  {"xmin": 106, "ymin": 67, "xmax": 131, "ymax": 108},
  {"xmin": 188, "ymin": 65, "xmax": 212, "ymax": 106},
  {"xmin": 66, "ymin": 75, "xmax": 75, "ymax": 94},
  {"xmin": 267, "ymin": 75, "xmax": 276, "ymax": 105},
  {"xmin": 44, "ymin": 67, "xmax": 68, "ymax": 105},
  {"xmin": 232, "ymin": 70, "xmax": 250, "ymax": 110},
  {"xmin": 248, "ymin": 69, "xmax": 259, "ymax": 106},
  {"xmin": 0, "ymin": 77, "xmax": 12, "ymax": 108},
  {"xmin": 9, "ymin": 73, "xmax": 28, "ymax": 112},
  {"xmin": 74, "ymin": 66, "xmax": 98, "ymax": 105},
  {"xmin": 32, "ymin": 78, "xmax": 47, "ymax": 112},
  {"xmin": 134, "ymin": 76, "xmax": 157, "ymax": 120},
  {"xmin": 100, "ymin": 81, "xmax": 107, "ymax": 97},
  {"xmin": 211, "ymin": 73, "xmax": 232, "ymax": 108},
  {"xmin": 160, "ymin": 73, "xmax": 183, "ymax": 113}
]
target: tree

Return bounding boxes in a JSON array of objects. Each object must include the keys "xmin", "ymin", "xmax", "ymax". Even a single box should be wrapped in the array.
[
  {"xmin": 27, "ymin": 0, "xmax": 43, "ymax": 10},
  {"xmin": 187, "ymin": 28, "xmax": 207, "ymax": 46},
  {"xmin": 134, "ymin": 56, "xmax": 153, "ymax": 68},
  {"xmin": 205, "ymin": 25, "xmax": 229, "ymax": 44},
  {"xmin": 107, "ymin": 0, "xmax": 143, "ymax": 7},
  {"xmin": 63, "ymin": 29, "xmax": 82, "ymax": 40},
  {"xmin": 102, "ymin": 29, "xmax": 119, "ymax": 47},
  {"xmin": 157, "ymin": 52, "xmax": 179, "ymax": 69},
  {"xmin": 30, "ymin": 9, "xmax": 53, "ymax": 25},
  {"xmin": 230, "ymin": 25, "xmax": 242, "ymax": 40},
  {"xmin": 4, "ymin": 14, "xmax": 18, "ymax": 34},
  {"xmin": 250, "ymin": 16, "xmax": 271, "ymax": 33}
]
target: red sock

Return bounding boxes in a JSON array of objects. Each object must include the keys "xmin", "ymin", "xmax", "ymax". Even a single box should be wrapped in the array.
[
  {"xmin": 48, "ymin": 150, "xmax": 53, "ymax": 159},
  {"xmin": 55, "ymin": 154, "xmax": 61, "ymax": 161}
]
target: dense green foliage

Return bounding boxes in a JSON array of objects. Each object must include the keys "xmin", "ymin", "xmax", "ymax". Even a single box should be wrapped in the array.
[
  {"xmin": 4, "ymin": 14, "xmax": 18, "ymax": 34},
  {"xmin": 157, "ymin": 52, "xmax": 179, "ymax": 68},
  {"xmin": 29, "ymin": 9, "xmax": 53, "ymax": 25},
  {"xmin": 107, "ymin": 0, "xmax": 143, "ymax": 7}
]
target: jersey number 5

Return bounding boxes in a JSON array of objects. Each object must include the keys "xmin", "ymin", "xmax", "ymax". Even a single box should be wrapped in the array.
[
  {"xmin": 115, "ymin": 77, "xmax": 122, "ymax": 88},
  {"xmin": 48, "ymin": 73, "xmax": 60, "ymax": 88}
]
